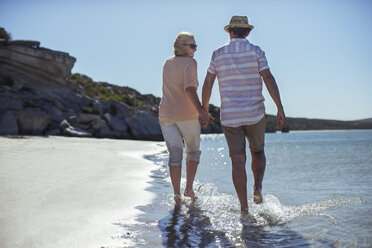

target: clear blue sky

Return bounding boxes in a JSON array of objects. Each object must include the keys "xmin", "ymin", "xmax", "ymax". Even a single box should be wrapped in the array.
[{"xmin": 1, "ymin": 0, "xmax": 371, "ymax": 121}]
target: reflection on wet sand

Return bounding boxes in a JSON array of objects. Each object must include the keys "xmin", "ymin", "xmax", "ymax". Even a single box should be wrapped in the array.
[
  {"xmin": 159, "ymin": 203, "xmax": 234, "ymax": 247},
  {"xmin": 240, "ymin": 221, "xmax": 310, "ymax": 247}
]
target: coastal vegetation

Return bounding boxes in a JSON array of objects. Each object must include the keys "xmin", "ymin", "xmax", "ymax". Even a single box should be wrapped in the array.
[
  {"xmin": 70, "ymin": 73, "xmax": 159, "ymax": 112},
  {"xmin": 0, "ymin": 27, "xmax": 12, "ymax": 40}
]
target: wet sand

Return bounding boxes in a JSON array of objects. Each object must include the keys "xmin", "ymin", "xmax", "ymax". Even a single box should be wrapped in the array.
[{"xmin": 0, "ymin": 136, "xmax": 160, "ymax": 248}]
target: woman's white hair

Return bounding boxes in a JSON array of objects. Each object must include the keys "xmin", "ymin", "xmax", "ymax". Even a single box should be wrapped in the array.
[{"xmin": 174, "ymin": 32, "xmax": 194, "ymax": 56}]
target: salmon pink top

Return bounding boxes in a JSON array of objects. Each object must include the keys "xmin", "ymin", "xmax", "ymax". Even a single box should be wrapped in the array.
[{"xmin": 159, "ymin": 56, "xmax": 199, "ymax": 124}]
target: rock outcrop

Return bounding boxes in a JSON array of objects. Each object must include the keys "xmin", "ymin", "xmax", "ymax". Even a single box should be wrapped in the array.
[
  {"xmin": 1, "ymin": 39, "xmax": 371, "ymax": 138},
  {"xmin": 0, "ymin": 111, "xmax": 18, "ymax": 135},
  {"xmin": 0, "ymin": 39, "xmax": 165, "ymax": 140},
  {"xmin": 0, "ymin": 40, "xmax": 78, "ymax": 94}
]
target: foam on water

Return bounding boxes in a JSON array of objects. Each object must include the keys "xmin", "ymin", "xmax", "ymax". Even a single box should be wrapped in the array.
[{"xmin": 187, "ymin": 182, "xmax": 362, "ymax": 227}]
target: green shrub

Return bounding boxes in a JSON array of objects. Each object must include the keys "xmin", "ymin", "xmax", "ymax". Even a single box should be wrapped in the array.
[
  {"xmin": 70, "ymin": 73, "xmax": 159, "ymax": 110},
  {"xmin": 82, "ymin": 107, "xmax": 99, "ymax": 114},
  {"xmin": 0, "ymin": 27, "xmax": 11, "ymax": 40},
  {"xmin": 123, "ymin": 96, "xmax": 135, "ymax": 107}
]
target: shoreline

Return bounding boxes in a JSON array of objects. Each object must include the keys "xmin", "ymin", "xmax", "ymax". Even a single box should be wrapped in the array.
[
  {"xmin": 2, "ymin": 132, "xmax": 370, "ymax": 247},
  {"xmin": 2, "ymin": 127, "xmax": 372, "ymax": 141},
  {"xmin": 0, "ymin": 136, "xmax": 163, "ymax": 248}
]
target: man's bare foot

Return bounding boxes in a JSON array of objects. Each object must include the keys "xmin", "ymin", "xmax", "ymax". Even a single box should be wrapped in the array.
[
  {"xmin": 253, "ymin": 191, "xmax": 263, "ymax": 204},
  {"xmin": 241, "ymin": 207, "xmax": 249, "ymax": 215},
  {"xmin": 240, "ymin": 210, "xmax": 257, "ymax": 224}
]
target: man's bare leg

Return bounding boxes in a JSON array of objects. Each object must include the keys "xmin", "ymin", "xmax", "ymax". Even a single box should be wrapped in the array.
[
  {"xmin": 184, "ymin": 161, "xmax": 198, "ymax": 199},
  {"xmin": 170, "ymin": 165, "xmax": 182, "ymax": 205},
  {"xmin": 231, "ymin": 153, "xmax": 248, "ymax": 213},
  {"xmin": 251, "ymin": 150, "xmax": 266, "ymax": 203}
]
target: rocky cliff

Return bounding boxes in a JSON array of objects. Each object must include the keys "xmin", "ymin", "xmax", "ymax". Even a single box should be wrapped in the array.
[
  {"xmin": 0, "ymin": 39, "xmax": 164, "ymax": 140},
  {"xmin": 1, "ymin": 39, "xmax": 370, "ymax": 139}
]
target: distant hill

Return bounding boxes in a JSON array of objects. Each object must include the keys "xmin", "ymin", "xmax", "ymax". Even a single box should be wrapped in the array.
[
  {"xmin": 266, "ymin": 115, "xmax": 372, "ymax": 132},
  {"xmin": 355, "ymin": 118, "xmax": 372, "ymax": 123}
]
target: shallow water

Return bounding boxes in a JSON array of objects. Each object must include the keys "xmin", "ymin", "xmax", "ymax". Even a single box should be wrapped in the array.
[{"xmin": 117, "ymin": 130, "xmax": 372, "ymax": 247}]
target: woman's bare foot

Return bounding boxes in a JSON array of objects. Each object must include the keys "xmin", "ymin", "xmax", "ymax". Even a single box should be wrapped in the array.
[
  {"xmin": 174, "ymin": 194, "xmax": 182, "ymax": 205},
  {"xmin": 183, "ymin": 188, "xmax": 197, "ymax": 200},
  {"xmin": 253, "ymin": 191, "xmax": 263, "ymax": 204}
]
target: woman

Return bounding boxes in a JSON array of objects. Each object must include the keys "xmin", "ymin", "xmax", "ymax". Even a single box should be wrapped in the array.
[{"xmin": 159, "ymin": 32, "xmax": 210, "ymax": 205}]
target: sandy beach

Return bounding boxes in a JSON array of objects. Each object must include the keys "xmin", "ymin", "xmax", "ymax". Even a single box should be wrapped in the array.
[
  {"xmin": 0, "ymin": 136, "xmax": 161, "ymax": 248},
  {"xmin": 1, "ymin": 132, "xmax": 371, "ymax": 247}
]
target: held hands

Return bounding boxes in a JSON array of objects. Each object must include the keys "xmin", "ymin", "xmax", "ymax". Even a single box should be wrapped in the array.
[{"xmin": 198, "ymin": 109, "xmax": 214, "ymax": 127}]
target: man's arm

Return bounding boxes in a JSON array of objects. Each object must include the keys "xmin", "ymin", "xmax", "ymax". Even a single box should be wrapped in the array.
[
  {"xmin": 185, "ymin": 86, "xmax": 210, "ymax": 124},
  {"xmin": 202, "ymin": 72, "xmax": 217, "ymax": 112},
  {"xmin": 200, "ymin": 72, "xmax": 216, "ymax": 126},
  {"xmin": 260, "ymin": 69, "xmax": 286, "ymax": 130}
]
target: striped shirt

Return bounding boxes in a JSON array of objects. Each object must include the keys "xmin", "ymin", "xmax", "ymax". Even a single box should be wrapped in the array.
[{"xmin": 207, "ymin": 38, "xmax": 269, "ymax": 127}]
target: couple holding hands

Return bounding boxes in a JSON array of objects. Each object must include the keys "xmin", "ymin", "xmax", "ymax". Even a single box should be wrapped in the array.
[{"xmin": 158, "ymin": 15, "xmax": 286, "ymax": 214}]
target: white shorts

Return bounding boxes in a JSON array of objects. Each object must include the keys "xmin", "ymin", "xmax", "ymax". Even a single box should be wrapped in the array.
[{"xmin": 160, "ymin": 119, "xmax": 201, "ymax": 167}]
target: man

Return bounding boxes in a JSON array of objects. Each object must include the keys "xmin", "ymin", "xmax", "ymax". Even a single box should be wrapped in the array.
[{"xmin": 201, "ymin": 15, "xmax": 286, "ymax": 214}]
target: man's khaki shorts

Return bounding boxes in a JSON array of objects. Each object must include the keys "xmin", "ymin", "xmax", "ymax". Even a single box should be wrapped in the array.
[{"xmin": 221, "ymin": 117, "xmax": 266, "ymax": 156}]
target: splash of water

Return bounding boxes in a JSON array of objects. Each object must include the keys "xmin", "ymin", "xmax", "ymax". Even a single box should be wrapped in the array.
[
  {"xmin": 113, "ymin": 180, "xmax": 362, "ymax": 247},
  {"xmin": 115, "ymin": 145, "xmax": 364, "ymax": 247},
  {"xmin": 192, "ymin": 183, "xmax": 362, "ymax": 228}
]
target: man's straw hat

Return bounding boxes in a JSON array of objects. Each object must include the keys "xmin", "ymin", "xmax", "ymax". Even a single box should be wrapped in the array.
[{"xmin": 224, "ymin": 15, "xmax": 254, "ymax": 32}]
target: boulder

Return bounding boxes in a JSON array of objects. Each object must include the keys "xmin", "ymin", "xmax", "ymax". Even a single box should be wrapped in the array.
[
  {"xmin": 42, "ymin": 104, "xmax": 63, "ymax": 122},
  {"xmin": 67, "ymin": 115, "xmax": 78, "ymax": 126},
  {"xmin": 92, "ymin": 101, "xmax": 103, "ymax": 116},
  {"xmin": 0, "ymin": 97, "xmax": 23, "ymax": 112},
  {"xmin": 64, "ymin": 126, "xmax": 92, "ymax": 137},
  {"xmin": 45, "ymin": 128, "xmax": 61, "ymax": 136},
  {"xmin": 57, "ymin": 92, "xmax": 92, "ymax": 113},
  {"xmin": 60, "ymin": 119, "xmax": 72, "ymax": 129},
  {"xmin": 0, "ymin": 111, "xmax": 19, "ymax": 135},
  {"xmin": 60, "ymin": 120, "xmax": 92, "ymax": 137},
  {"xmin": 98, "ymin": 126, "xmax": 127, "ymax": 139},
  {"xmin": 14, "ymin": 108, "xmax": 50, "ymax": 135},
  {"xmin": 201, "ymin": 122, "xmax": 222, "ymax": 134},
  {"xmin": 99, "ymin": 99, "xmax": 132, "ymax": 117},
  {"xmin": 103, "ymin": 113, "xmax": 128, "ymax": 132},
  {"xmin": 76, "ymin": 113, "xmax": 101, "ymax": 124},
  {"xmin": 125, "ymin": 111, "xmax": 163, "ymax": 141},
  {"xmin": 90, "ymin": 118, "xmax": 107, "ymax": 132}
]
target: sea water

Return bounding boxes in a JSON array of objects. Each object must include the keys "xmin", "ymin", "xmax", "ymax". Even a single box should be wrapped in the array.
[{"xmin": 118, "ymin": 130, "xmax": 372, "ymax": 247}]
